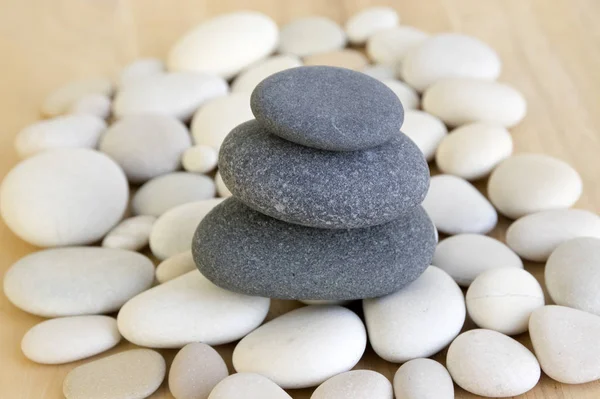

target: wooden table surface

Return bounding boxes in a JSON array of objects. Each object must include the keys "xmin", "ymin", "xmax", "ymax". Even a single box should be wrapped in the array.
[{"xmin": 1, "ymin": 0, "xmax": 600, "ymax": 398}]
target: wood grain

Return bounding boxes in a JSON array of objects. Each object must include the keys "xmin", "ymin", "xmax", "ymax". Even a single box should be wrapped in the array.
[{"xmin": 1, "ymin": 0, "xmax": 600, "ymax": 398}]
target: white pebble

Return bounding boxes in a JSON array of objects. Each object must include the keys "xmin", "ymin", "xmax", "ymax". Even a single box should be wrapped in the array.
[
  {"xmin": 393, "ymin": 359, "xmax": 454, "ymax": 399},
  {"xmin": 182, "ymin": 145, "xmax": 218, "ymax": 174},
  {"xmin": 345, "ymin": 7, "xmax": 399, "ymax": 45},
  {"xmin": 278, "ymin": 17, "xmax": 346, "ymax": 57},
  {"xmin": 231, "ymin": 55, "xmax": 303, "ymax": 93},
  {"xmin": 401, "ymin": 110, "xmax": 447, "ymax": 161},
  {"xmin": 311, "ymin": 370, "xmax": 393, "ymax": 399},
  {"xmin": 68, "ymin": 93, "xmax": 111, "ymax": 119},
  {"xmin": 156, "ymin": 251, "xmax": 196, "ymax": 283},
  {"xmin": 208, "ymin": 373, "xmax": 292, "ymax": 399},
  {"xmin": 382, "ymin": 79, "xmax": 419, "ymax": 109},
  {"xmin": 42, "ymin": 77, "xmax": 113, "ymax": 117},
  {"xmin": 119, "ymin": 58, "xmax": 164, "ymax": 88},
  {"xmin": 215, "ymin": 172, "xmax": 232, "ymax": 198},
  {"xmin": 366, "ymin": 26, "xmax": 428, "ymax": 66},
  {"xmin": 102, "ymin": 215, "xmax": 156, "ymax": 251},
  {"xmin": 361, "ymin": 64, "xmax": 396, "ymax": 81}
]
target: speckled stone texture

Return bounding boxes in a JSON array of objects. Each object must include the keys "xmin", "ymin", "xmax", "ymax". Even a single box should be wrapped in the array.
[
  {"xmin": 218, "ymin": 120, "xmax": 429, "ymax": 229},
  {"xmin": 251, "ymin": 66, "xmax": 404, "ymax": 151},
  {"xmin": 192, "ymin": 198, "xmax": 436, "ymax": 300}
]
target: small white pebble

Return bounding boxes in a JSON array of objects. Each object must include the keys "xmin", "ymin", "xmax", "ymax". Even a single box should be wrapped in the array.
[
  {"xmin": 119, "ymin": 58, "xmax": 164, "ymax": 88},
  {"xmin": 156, "ymin": 251, "xmax": 196, "ymax": 283},
  {"xmin": 42, "ymin": 77, "xmax": 113, "ymax": 117},
  {"xmin": 401, "ymin": 110, "xmax": 447, "ymax": 161},
  {"xmin": 102, "ymin": 215, "xmax": 156, "ymax": 251},
  {"xmin": 382, "ymin": 79, "xmax": 419, "ymax": 109},
  {"xmin": 68, "ymin": 93, "xmax": 111, "ymax": 119},
  {"xmin": 366, "ymin": 26, "xmax": 428, "ymax": 66},
  {"xmin": 345, "ymin": 7, "xmax": 399, "ymax": 45},
  {"xmin": 394, "ymin": 358, "xmax": 454, "ymax": 399},
  {"xmin": 182, "ymin": 145, "xmax": 218, "ymax": 174},
  {"xmin": 361, "ymin": 64, "xmax": 396, "ymax": 81}
]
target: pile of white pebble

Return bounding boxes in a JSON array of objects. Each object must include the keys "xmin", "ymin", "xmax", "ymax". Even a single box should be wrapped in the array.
[{"xmin": 2, "ymin": 6, "xmax": 600, "ymax": 399}]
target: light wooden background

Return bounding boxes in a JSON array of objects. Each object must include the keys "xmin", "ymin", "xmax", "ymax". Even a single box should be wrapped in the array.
[{"xmin": 1, "ymin": 0, "xmax": 600, "ymax": 398}]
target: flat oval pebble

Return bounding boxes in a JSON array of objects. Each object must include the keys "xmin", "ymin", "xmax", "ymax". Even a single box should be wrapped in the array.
[
  {"xmin": 252, "ymin": 66, "xmax": 403, "ymax": 151},
  {"xmin": 506, "ymin": 209, "xmax": 600, "ymax": 262},
  {"xmin": 132, "ymin": 172, "xmax": 216, "ymax": 217},
  {"xmin": 4, "ymin": 247, "xmax": 154, "ymax": 317},
  {"xmin": 366, "ymin": 26, "xmax": 428, "ymax": 66},
  {"xmin": 231, "ymin": 55, "xmax": 303, "ymax": 93},
  {"xmin": 433, "ymin": 234, "xmax": 523, "ymax": 287},
  {"xmin": 15, "ymin": 114, "xmax": 106, "ymax": 158},
  {"xmin": 169, "ymin": 343, "xmax": 228, "ymax": 399},
  {"xmin": 208, "ymin": 373, "xmax": 291, "ymax": 399},
  {"xmin": 168, "ymin": 12, "xmax": 278, "ymax": 79},
  {"xmin": 42, "ymin": 77, "xmax": 113, "ymax": 117},
  {"xmin": 117, "ymin": 270, "xmax": 270, "ymax": 348},
  {"xmin": 150, "ymin": 199, "xmax": 224, "ymax": 260},
  {"xmin": 363, "ymin": 266, "xmax": 465, "ymax": 362},
  {"xmin": 545, "ymin": 237, "xmax": 600, "ymax": 315},
  {"xmin": 68, "ymin": 93, "xmax": 111, "ymax": 119},
  {"xmin": 422, "ymin": 174, "xmax": 497, "ymax": 235},
  {"xmin": 63, "ymin": 349, "xmax": 165, "ymax": 399},
  {"xmin": 423, "ymin": 78, "xmax": 527, "ymax": 127},
  {"xmin": 99, "ymin": 114, "xmax": 191, "ymax": 183},
  {"xmin": 447, "ymin": 329, "xmax": 540, "ymax": 397},
  {"xmin": 529, "ymin": 305, "xmax": 600, "ymax": 384},
  {"xmin": 401, "ymin": 110, "xmax": 448, "ymax": 161},
  {"xmin": 361, "ymin": 64, "xmax": 396, "ymax": 81},
  {"xmin": 156, "ymin": 251, "xmax": 196, "ymax": 283},
  {"xmin": 0, "ymin": 148, "xmax": 128, "ymax": 247},
  {"xmin": 304, "ymin": 49, "xmax": 368, "ymax": 71},
  {"xmin": 182, "ymin": 145, "xmax": 218, "ymax": 173},
  {"xmin": 119, "ymin": 58, "xmax": 164, "ymax": 87},
  {"xmin": 311, "ymin": 370, "xmax": 393, "ymax": 399},
  {"xmin": 382, "ymin": 79, "xmax": 419, "ymax": 109},
  {"xmin": 113, "ymin": 72, "xmax": 228, "ymax": 120},
  {"xmin": 488, "ymin": 154, "xmax": 583, "ymax": 219},
  {"xmin": 278, "ymin": 17, "xmax": 346, "ymax": 57},
  {"xmin": 233, "ymin": 305, "xmax": 366, "ymax": 389},
  {"xmin": 219, "ymin": 121, "xmax": 428, "ymax": 229},
  {"xmin": 102, "ymin": 215, "xmax": 156, "ymax": 251},
  {"xmin": 436, "ymin": 122, "xmax": 513, "ymax": 180},
  {"xmin": 194, "ymin": 198, "xmax": 435, "ymax": 300},
  {"xmin": 215, "ymin": 172, "xmax": 232, "ymax": 198},
  {"xmin": 21, "ymin": 315, "xmax": 121, "ymax": 364},
  {"xmin": 191, "ymin": 92, "xmax": 254, "ymax": 150},
  {"xmin": 393, "ymin": 359, "xmax": 454, "ymax": 399},
  {"xmin": 467, "ymin": 268, "xmax": 544, "ymax": 335},
  {"xmin": 345, "ymin": 7, "xmax": 399, "ymax": 46}
]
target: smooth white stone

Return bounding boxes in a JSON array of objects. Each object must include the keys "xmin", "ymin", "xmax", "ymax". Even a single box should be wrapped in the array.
[
  {"xmin": 132, "ymin": 172, "xmax": 216, "ymax": 217},
  {"xmin": 4, "ymin": 247, "xmax": 154, "ymax": 317},
  {"xmin": 42, "ymin": 77, "xmax": 113, "ymax": 117},
  {"xmin": 182, "ymin": 145, "xmax": 218, "ymax": 174},
  {"xmin": 393, "ymin": 358, "xmax": 454, "ymax": 399},
  {"xmin": 15, "ymin": 114, "xmax": 106, "ymax": 158},
  {"xmin": 467, "ymin": 268, "xmax": 544, "ymax": 335},
  {"xmin": 231, "ymin": 55, "xmax": 303, "ymax": 93},
  {"xmin": 436, "ymin": 123, "xmax": 513, "ymax": 180},
  {"xmin": 278, "ymin": 17, "xmax": 346, "ymax": 57},
  {"xmin": 422, "ymin": 174, "xmax": 498, "ymax": 235},
  {"xmin": 149, "ymin": 199, "xmax": 224, "ymax": 260},
  {"xmin": 168, "ymin": 12, "xmax": 278, "ymax": 79},
  {"xmin": 401, "ymin": 110, "xmax": 447, "ymax": 161},
  {"xmin": 447, "ymin": 329, "xmax": 540, "ymax": 397},
  {"xmin": 488, "ymin": 154, "xmax": 583, "ymax": 219},
  {"xmin": 191, "ymin": 92, "xmax": 254, "ymax": 150},
  {"xmin": 156, "ymin": 251, "xmax": 196, "ymax": 284},
  {"xmin": 433, "ymin": 234, "xmax": 523, "ymax": 287},
  {"xmin": 233, "ymin": 305, "xmax": 366, "ymax": 389},
  {"xmin": 113, "ymin": 72, "xmax": 228, "ymax": 120},
  {"xmin": 119, "ymin": 58, "xmax": 164, "ymax": 87},
  {"xmin": 382, "ymin": 79, "xmax": 419, "ymax": 110},
  {"xmin": 529, "ymin": 305, "xmax": 600, "ymax": 384},
  {"xmin": 118, "ymin": 270, "xmax": 270, "ymax": 348},
  {"xmin": 422, "ymin": 78, "xmax": 527, "ymax": 127},
  {"xmin": 21, "ymin": 315, "xmax": 121, "ymax": 364},
  {"xmin": 366, "ymin": 26, "xmax": 428, "ymax": 66},
  {"xmin": 102, "ymin": 215, "xmax": 156, "ymax": 251},
  {"xmin": 311, "ymin": 370, "xmax": 393, "ymax": 399},
  {"xmin": 68, "ymin": 93, "xmax": 111, "ymax": 119},
  {"xmin": 215, "ymin": 172, "xmax": 232, "ymax": 198},
  {"xmin": 0, "ymin": 149, "xmax": 128, "ymax": 247},
  {"xmin": 345, "ymin": 7, "xmax": 399, "ymax": 45},
  {"xmin": 361, "ymin": 64, "xmax": 396, "ymax": 81},
  {"xmin": 208, "ymin": 373, "xmax": 291, "ymax": 399},
  {"xmin": 506, "ymin": 209, "xmax": 600, "ymax": 262},
  {"xmin": 545, "ymin": 237, "xmax": 600, "ymax": 316},
  {"xmin": 363, "ymin": 267, "xmax": 465, "ymax": 363}
]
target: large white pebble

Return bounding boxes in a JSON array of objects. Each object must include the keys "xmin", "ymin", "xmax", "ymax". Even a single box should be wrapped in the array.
[
  {"xmin": 215, "ymin": 172, "xmax": 232, "ymax": 198},
  {"xmin": 113, "ymin": 72, "xmax": 228, "ymax": 120},
  {"xmin": 363, "ymin": 266, "xmax": 465, "ymax": 363},
  {"xmin": 401, "ymin": 110, "xmax": 447, "ymax": 161},
  {"xmin": 102, "ymin": 215, "xmax": 156, "ymax": 251},
  {"xmin": 233, "ymin": 305, "xmax": 366, "ymax": 389},
  {"xmin": 366, "ymin": 26, "xmax": 428, "ymax": 66},
  {"xmin": 436, "ymin": 123, "xmax": 513, "ymax": 180},
  {"xmin": 393, "ymin": 358, "xmax": 454, "ymax": 399},
  {"xmin": 3, "ymin": 247, "xmax": 154, "ymax": 317},
  {"xmin": 21, "ymin": 315, "xmax": 121, "ymax": 364},
  {"xmin": 169, "ymin": 12, "xmax": 278, "ymax": 79},
  {"xmin": 119, "ymin": 58, "xmax": 164, "ymax": 88},
  {"xmin": 132, "ymin": 172, "xmax": 216, "ymax": 217},
  {"xmin": 447, "ymin": 329, "xmax": 540, "ymax": 397},
  {"xmin": 422, "ymin": 174, "xmax": 497, "ymax": 235},
  {"xmin": 467, "ymin": 268, "xmax": 544, "ymax": 335},
  {"xmin": 15, "ymin": 114, "xmax": 106, "ymax": 158},
  {"xmin": 361, "ymin": 64, "xmax": 396, "ymax": 81},
  {"xmin": 156, "ymin": 251, "xmax": 196, "ymax": 283},
  {"xmin": 382, "ymin": 79, "xmax": 419, "ymax": 110},
  {"xmin": 231, "ymin": 55, "xmax": 303, "ymax": 93},
  {"xmin": 182, "ymin": 145, "xmax": 218, "ymax": 174},
  {"xmin": 278, "ymin": 17, "xmax": 346, "ymax": 57},
  {"xmin": 345, "ymin": 7, "xmax": 399, "ymax": 45},
  {"xmin": 68, "ymin": 93, "xmax": 111, "ymax": 119},
  {"xmin": 149, "ymin": 199, "xmax": 223, "ymax": 260},
  {"xmin": 546, "ymin": 237, "xmax": 600, "ymax": 315},
  {"xmin": 191, "ymin": 92, "xmax": 254, "ymax": 150},
  {"xmin": 118, "ymin": 270, "xmax": 270, "ymax": 348},
  {"xmin": 433, "ymin": 234, "xmax": 523, "ymax": 287},
  {"xmin": 0, "ymin": 149, "xmax": 128, "ymax": 247},
  {"xmin": 42, "ymin": 77, "xmax": 113, "ymax": 117},
  {"xmin": 506, "ymin": 209, "xmax": 600, "ymax": 262},
  {"xmin": 488, "ymin": 154, "xmax": 583, "ymax": 219},
  {"xmin": 208, "ymin": 373, "xmax": 291, "ymax": 399},
  {"xmin": 529, "ymin": 305, "xmax": 600, "ymax": 384},
  {"xmin": 311, "ymin": 370, "xmax": 392, "ymax": 399}
]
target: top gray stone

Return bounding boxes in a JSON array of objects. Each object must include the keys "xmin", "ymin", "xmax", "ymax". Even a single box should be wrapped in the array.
[{"xmin": 251, "ymin": 66, "xmax": 404, "ymax": 151}]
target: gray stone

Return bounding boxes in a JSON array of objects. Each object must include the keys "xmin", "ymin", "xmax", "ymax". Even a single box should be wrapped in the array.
[
  {"xmin": 219, "ymin": 120, "xmax": 429, "ymax": 229},
  {"xmin": 192, "ymin": 198, "xmax": 436, "ymax": 300},
  {"xmin": 251, "ymin": 66, "xmax": 403, "ymax": 151}
]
